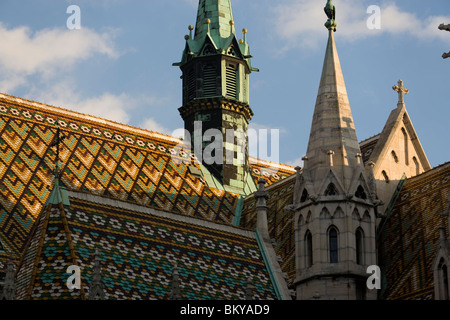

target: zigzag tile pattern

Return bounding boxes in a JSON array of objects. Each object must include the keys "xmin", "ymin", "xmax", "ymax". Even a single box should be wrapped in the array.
[
  {"xmin": 0, "ymin": 97, "xmax": 247, "ymax": 256},
  {"xmin": 21, "ymin": 197, "xmax": 277, "ymax": 300},
  {"xmin": 378, "ymin": 162, "xmax": 450, "ymax": 300}
]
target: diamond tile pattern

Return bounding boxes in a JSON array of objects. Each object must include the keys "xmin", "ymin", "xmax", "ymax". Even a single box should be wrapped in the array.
[{"xmin": 16, "ymin": 197, "xmax": 277, "ymax": 300}]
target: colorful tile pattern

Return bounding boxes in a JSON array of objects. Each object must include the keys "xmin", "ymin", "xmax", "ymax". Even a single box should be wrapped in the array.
[
  {"xmin": 17, "ymin": 196, "xmax": 277, "ymax": 300},
  {"xmin": 378, "ymin": 162, "xmax": 450, "ymax": 300},
  {"xmin": 249, "ymin": 158, "xmax": 295, "ymax": 187},
  {"xmin": 0, "ymin": 94, "xmax": 256, "ymax": 257}
]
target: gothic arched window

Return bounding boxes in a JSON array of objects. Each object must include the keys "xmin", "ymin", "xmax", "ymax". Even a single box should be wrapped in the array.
[
  {"xmin": 413, "ymin": 156, "xmax": 420, "ymax": 176},
  {"xmin": 305, "ymin": 230, "xmax": 313, "ymax": 268},
  {"xmin": 324, "ymin": 183, "xmax": 338, "ymax": 196},
  {"xmin": 391, "ymin": 150, "xmax": 399, "ymax": 163},
  {"xmin": 401, "ymin": 127, "xmax": 409, "ymax": 165},
  {"xmin": 382, "ymin": 170, "xmax": 390, "ymax": 183},
  {"xmin": 438, "ymin": 258, "xmax": 449, "ymax": 300},
  {"xmin": 329, "ymin": 226, "xmax": 338, "ymax": 263},
  {"xmin": 355, "ymin": 186, "xmax": 367, "ymax": 200},
  {"xmin": 356, "ymin": 228, "xmax": 364, "ymax": 265},
  {"xmin": 300, "ymin": 189, "xmax": 309, "ymax": 203}
]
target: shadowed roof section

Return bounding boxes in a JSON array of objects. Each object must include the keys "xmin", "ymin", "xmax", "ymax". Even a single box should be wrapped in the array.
[
  {"xmin": 16, "ymin": 189, "xmax": 278, "ymax": 300},
  {"xmin": 378, "ymin": 162, "xmax": 450, "ymax": 300}
]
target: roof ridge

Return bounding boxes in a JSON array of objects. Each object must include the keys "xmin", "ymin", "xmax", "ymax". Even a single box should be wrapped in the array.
[
  {"xmin": 0, "ymin": 92, "xmax": 182, "ymax": 145},
  {"xmin": 407, "ymin": 161, "xmax": 450, "ymax": 181},
  {"xmin": 249, "ymin": 156, "xmax": 296, "ymax": 172},
  {"xmin": 359, "ymin": 133, "xmax": 381, "ymax": 146},
  {"xmin": 67, "ymin": 190, "xmax": 256, "ymax": 237}
]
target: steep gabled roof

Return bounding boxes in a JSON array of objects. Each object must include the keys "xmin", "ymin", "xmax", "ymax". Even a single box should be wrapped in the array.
[
  {"xmin": 16, "ymin": 189, "xmax": 279, "ymax": 300},
  {"xmin": 0, "ymin": 92, "xmax": 294, "ymax": 257}
]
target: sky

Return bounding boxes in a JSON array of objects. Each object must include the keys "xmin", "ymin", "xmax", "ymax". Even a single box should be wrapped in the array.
[{"xmin": 0, "ymin": 0, "xmax": 449, "ymax": 169}]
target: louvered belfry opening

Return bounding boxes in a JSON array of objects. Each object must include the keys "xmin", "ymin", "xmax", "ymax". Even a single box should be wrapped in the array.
[
  {"xmin": 202, "ymin": 65, "xmax": 217, "ymax": 97},
  {"xmin": 225, "ymin": 63, "xmax": 237, "ymax": 99},
  {"xmin": 186, "ymin": 69, "xmax": 196, "ymax": 101}
]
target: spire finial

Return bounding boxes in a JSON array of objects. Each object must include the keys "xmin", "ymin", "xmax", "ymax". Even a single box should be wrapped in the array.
[
  {"xmin": 1, "ymin": 253, "xmax": 16, "ymax": 300},
  {"xmin": 324, "ymin": 0, "xmax": 337, "ymax": 32},
  {"xmin": 244, "ymin": 277, "xmax": 255, "ymax": 300},
  {"xmin": 88, "ymin": 249, "xmax": 106, "ymax": 300},
  {"xmin": 169, "ymin": 262, "xmax": 182, "ymax": 300},
  {"xmin": 242, "ymin": 28, "xmax": 247, "ymax": 44},
  {"xmin": 205, "ymin": 18, "xmax": 211, "ymax": 34}
]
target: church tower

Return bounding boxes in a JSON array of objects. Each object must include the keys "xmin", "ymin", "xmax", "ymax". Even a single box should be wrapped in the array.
[
  {"xmin": 174, "ymin": 0, "xmax": 258, "ymax": 195},
  {"xmin": 291, "ymin": 1, "xmax": 378, "ymax": 300}
]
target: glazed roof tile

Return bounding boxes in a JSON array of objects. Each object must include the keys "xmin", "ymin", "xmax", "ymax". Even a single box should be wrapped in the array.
[{"xmin": 0, "ymin": 92, "xmax": 290, "ymax": 259}]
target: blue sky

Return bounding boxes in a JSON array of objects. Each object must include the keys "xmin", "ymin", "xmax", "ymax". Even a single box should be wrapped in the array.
[{"xmin": 0, "ymin": 0, "xmax": 449, "ymax": 168}]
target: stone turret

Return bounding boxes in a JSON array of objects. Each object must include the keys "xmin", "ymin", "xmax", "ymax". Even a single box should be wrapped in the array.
[{"xmin": 291, "ymin": 2, "xmax": 377, "ymax": 300}]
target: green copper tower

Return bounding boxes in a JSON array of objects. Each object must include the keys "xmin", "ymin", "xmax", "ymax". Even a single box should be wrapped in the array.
[{"xmin": 174, "ymin": 0, "xmax": 258, "ymax": 195}]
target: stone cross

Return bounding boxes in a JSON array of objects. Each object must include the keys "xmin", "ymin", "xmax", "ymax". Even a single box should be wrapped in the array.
[{"xmin": 393, "ymin": 80, "xmax": 409, "ymax": 105}]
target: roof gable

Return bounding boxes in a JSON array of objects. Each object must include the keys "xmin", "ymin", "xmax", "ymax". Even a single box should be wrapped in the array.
[{"xmin": 369, "ymin": 104, "xmax": 431, "ymax": 177}]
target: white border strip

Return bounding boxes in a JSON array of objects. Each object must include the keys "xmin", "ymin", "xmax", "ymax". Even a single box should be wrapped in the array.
[{"xmin": 66, "ymin": 190, "xmax": 256, "ymax": 239}]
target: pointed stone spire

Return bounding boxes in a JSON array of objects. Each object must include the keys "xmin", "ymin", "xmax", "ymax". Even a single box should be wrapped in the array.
[
  {"xmin": 169, "ymin": 262, "xmax": 182, "ymax": 300},
  {"xmin": 46, "ymin": 125, "xmax": 70, "ymax": 207},
  {"xmin": 1, "ymin": 254, "xmax": 16, "ymax": 300},
  {"xmin": 194, "ymin": 0, "xmax": 235, "ymax": 42},
  {"xmin": 88, "ymin": 249, "xmax": 106, "ymax": 300},
  {"xmin": 244, "ymin": 277, "xmax": 254, "ymax": 300},
  {"xmin": 304, "ymin": 13, "xmax": 361, "ymax": 193}
]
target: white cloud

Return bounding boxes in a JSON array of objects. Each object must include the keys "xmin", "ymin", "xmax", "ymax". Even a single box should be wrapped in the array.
[
  {"xmin": 140, "ymin": 117, "xmax": 171, "ymax": 135},
  {"xmin": 285, "ymin": 157, "xmax": 304, "ymax": 168},
  {"xmin": 271, "ymin": 0, "xmax": 450, "ymax": 50},
  {"xmin": 26, "ymin": 80, "xmax": 171, "ymax": 128},
  {"xmin": 0, "ymin": 23, "xmax": 119, "ymax": 92},
  {"xmin": 27, "ymin": 80, "xmax": 131, "ymax": 123}
]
